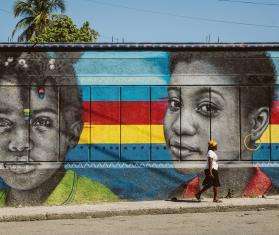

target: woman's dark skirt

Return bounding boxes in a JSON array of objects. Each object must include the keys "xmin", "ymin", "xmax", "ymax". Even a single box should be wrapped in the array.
[{"xmin": 202, "ymin": 169, "xmax": 221, "ymax": 187}]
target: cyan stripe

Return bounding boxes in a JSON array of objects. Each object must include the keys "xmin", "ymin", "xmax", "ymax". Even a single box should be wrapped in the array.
[
  {"xmin": 85, "ymin": 86, "xmax": 168, "ymax": 101},
  {"xmin": 76, "ymin": 51, "xmax": 170, "ymax": 59},
  {"xmin": 74, "ymin": 52, "xmax": 170, "ymax": 76}
]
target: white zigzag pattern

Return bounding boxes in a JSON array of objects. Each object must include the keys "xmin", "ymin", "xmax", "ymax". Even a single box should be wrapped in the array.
[{"xmin": 64, "ymin": 162, "xmax": 174, "ymax": 169}]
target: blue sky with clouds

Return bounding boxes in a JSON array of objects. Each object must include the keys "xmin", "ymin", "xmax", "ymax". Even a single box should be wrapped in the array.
[{"xmin": 1, "ymin": 0, "xmax": 279, "ymax": 42}]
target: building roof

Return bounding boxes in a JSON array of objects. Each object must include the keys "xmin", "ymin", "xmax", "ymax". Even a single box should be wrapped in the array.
[{"xmin": 1, "ymin": 43, "xmax": 279, "ymax": 51}]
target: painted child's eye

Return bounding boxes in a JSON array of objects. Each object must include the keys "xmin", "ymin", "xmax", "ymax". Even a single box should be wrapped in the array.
[
  {"xmin": 32, "ymin": 117, "xmax": 53, "ymax": 129},
  {"xmin": 195, "ymin": 102, "xmax": 220, "ymax": 117},
  {"xmin": 168, "ymin": 98, "xmax": 182, "ymax": 112},
  {"xmin": 0, "ymin": 118, "xmax": 13, "ymax": 133}
]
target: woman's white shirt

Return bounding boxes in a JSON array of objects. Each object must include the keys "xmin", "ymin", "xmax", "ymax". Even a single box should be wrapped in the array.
[{"xmin": 205, "ymin": 150, "xmax": 218, "ymax": 170}]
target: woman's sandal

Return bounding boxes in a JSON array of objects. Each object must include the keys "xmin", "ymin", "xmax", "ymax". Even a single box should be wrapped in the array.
[{"xmin": 195, "ymin": 193, "xmax": 201, "ymax": 202}]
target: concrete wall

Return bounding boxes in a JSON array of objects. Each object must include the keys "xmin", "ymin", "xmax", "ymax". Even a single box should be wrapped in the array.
[{"xmin": 0, "ymin": 45, "xmax": 278, "ymax": 206}]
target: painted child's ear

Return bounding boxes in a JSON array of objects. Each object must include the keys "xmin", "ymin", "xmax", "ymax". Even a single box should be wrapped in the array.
[
  {"xmin": 68, "ymin": 120, "xmax": 83, "ymax": 148},
  {"xmin": 250, "ymin": 107, "xmax": 269, "ymax": 141}
]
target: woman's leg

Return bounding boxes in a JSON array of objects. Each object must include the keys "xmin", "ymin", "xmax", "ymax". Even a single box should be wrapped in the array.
[
  {"xmin": 213, "ymin": 186, "xmax": 222, "ymax": 202},
  {"xmin": 195, "ymin": 184, "xmax": 211, "ymax": 200},
  {"xmin": 213, "ymin": 186, "xmax": 218, "ymax": 200}
]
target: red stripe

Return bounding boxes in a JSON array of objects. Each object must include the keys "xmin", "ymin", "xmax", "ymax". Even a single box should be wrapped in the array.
[
  {"xmin": 83, "ymin": 100, "xmax": 279, "ymax": 125},
  {"xmin": 82, "ymin": 101, "xmax": 168, "ymax": 124},
  {"xmin": 271, "ymin": 101, "xmax": 279, "ymax": 124}
]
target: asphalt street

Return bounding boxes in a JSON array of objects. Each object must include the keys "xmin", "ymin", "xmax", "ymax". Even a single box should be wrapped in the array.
[{"xmin": 0, "ymin": 209, "xmax": 278, "ymax": 235}]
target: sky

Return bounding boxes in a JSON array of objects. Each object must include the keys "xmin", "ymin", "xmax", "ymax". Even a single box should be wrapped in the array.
[{"xmin": 1, "ymin": 0, "xmax": 279, "ymax": 42}]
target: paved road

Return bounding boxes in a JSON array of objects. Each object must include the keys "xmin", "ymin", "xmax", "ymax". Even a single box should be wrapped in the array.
[{"xmin": 0, "ymin": 209, "xmax": 278, "ymax": 235}]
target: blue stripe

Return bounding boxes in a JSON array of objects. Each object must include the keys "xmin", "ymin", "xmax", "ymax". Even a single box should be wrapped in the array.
[
  {"xmin": 82, "ymin": 84, "xmax": 279, "ymax": 101},
  {"xmin": 91, "ymin": 86, "xmax": 120, "ymax": 101},
  {"xmin": 252, "ymin": 143, "xmax": 279, "ymax": 161},
  {"xmin": 81, "ymin": 86, "xmax": 168, "ymax": 101},
  {"xmin": 151, "ymin": 86, "xmax": 168, "ymax": 100},
  {"xmin": 67, "ymin": 143, "xmax": 279, "ymax": 162},
  {"xmin": 121, "ymin": 86, "xmax": 150, "ymax": 101},
  {"xmin": 271, "ymin": 144, "xmax": 279, "ymax": 161},
  {"xmin": 66, "ymin": 144, "xmax": 171, "ymax": 161},
  {"xmin": 67, "ymin": 144, "xmax": 90, "ymax": 162},
  {"xmin": 80, "ymin": 86, "xmax": 90, "ymax": 101}
]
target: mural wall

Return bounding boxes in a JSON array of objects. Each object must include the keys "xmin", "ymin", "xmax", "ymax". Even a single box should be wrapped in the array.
[{"xmin": 0, "ymin": 49, "xmax": 278, "ymax": 207}]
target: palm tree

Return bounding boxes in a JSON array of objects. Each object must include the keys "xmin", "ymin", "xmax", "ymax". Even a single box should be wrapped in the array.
[{"xmin": 12, "ymin": 0, "xmax": 66, "ymax": 42}]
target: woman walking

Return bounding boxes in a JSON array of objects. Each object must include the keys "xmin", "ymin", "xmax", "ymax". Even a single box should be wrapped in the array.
[{"xmin": 195, "ymin": 140, "xmax": 222, "ymax": 203}]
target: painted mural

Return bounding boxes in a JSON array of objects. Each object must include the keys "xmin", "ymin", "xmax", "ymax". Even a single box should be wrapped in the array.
[{"xmin": 0, "ymin": 49, "xmax": 278, "ymax": 207}]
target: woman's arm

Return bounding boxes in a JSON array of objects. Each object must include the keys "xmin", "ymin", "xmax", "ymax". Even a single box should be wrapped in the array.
[{"xmin": 208, "ymin": 157, "xmax": 214, "ymax": 178}]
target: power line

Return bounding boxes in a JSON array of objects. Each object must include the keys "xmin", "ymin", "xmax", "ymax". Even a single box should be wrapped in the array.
[
  {"xmin": 0, "ymin": 8, "xmax": 11, "ymax": 14},
  {"xmin": 82, "ymin": 0, "xmax": 279, "ymax": 29},
  {"xmin": 219, "ymin": 0, "xmax": 279, "ymax": 6}
]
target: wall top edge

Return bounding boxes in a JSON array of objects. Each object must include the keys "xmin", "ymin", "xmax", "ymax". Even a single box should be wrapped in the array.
[{"xmin": 2, "ymin": 43, "xmax": 279, "ymax": 51}]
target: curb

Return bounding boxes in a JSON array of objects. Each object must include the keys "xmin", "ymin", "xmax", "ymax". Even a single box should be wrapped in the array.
[{"xmin": 0, "ymin": 201, "xmax": 279, "ymax": 222}]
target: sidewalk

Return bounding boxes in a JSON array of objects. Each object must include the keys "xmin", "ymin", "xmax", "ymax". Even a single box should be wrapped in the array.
[{"xmin": 0, "ymin": 196, "xmax": 279, "ymax": 222}]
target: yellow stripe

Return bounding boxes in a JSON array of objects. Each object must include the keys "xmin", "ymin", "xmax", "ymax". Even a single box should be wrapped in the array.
[
  {"xmin": 79, "ymin": 124, "xmax": 279, "ymax": 144},
  {"xmin": 79, "ymin": 124, "xmax": 165, "ymax": 144},
  {"xmin": 78, "ymin": 124, "xmax": 91, "ymax": 144},
  {"xmin": 258, "ymin": 124, "xmax": 279, "ymax": 143}
]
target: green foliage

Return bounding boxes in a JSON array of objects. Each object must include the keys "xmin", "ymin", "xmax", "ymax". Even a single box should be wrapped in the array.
[
  {"xmin": 30, "ymin": 15, "xmax": 99, "ymax": 43},
  {"xmin": 45, "ymin": 170, "xmax": 119, "ymax": 206},
  {"xmin": 13, "ymin": 0, "xmax": 66, "ymax": 42}
]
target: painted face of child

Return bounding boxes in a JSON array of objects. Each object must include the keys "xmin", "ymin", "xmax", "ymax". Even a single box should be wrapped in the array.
[
  {"xmin": 164, "ymin": 60, "xmax": 241, "ymax": 162},
  {"xmin": 0, "ymin": 78, "xmax": 70, "ymax": 190}
]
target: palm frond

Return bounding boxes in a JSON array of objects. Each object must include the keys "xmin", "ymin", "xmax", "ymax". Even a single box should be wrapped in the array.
[
  {"xmin": 12, "ymin": 16, "xmax": 34, "ymax": 38},
  {"xmin": 13, "ymin": 0, "xmax": 34, "ymax": 17},
  {"xmin": 13, "ymin": 0, "xmax": 66, "ymax": 41},
  {"xmin": 17, "ymin": 24, "xmax": 35, "ymax": 42},
  {"xmin": 49, "ymin": 0, "xmax": 66, "ymax": 13}
]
